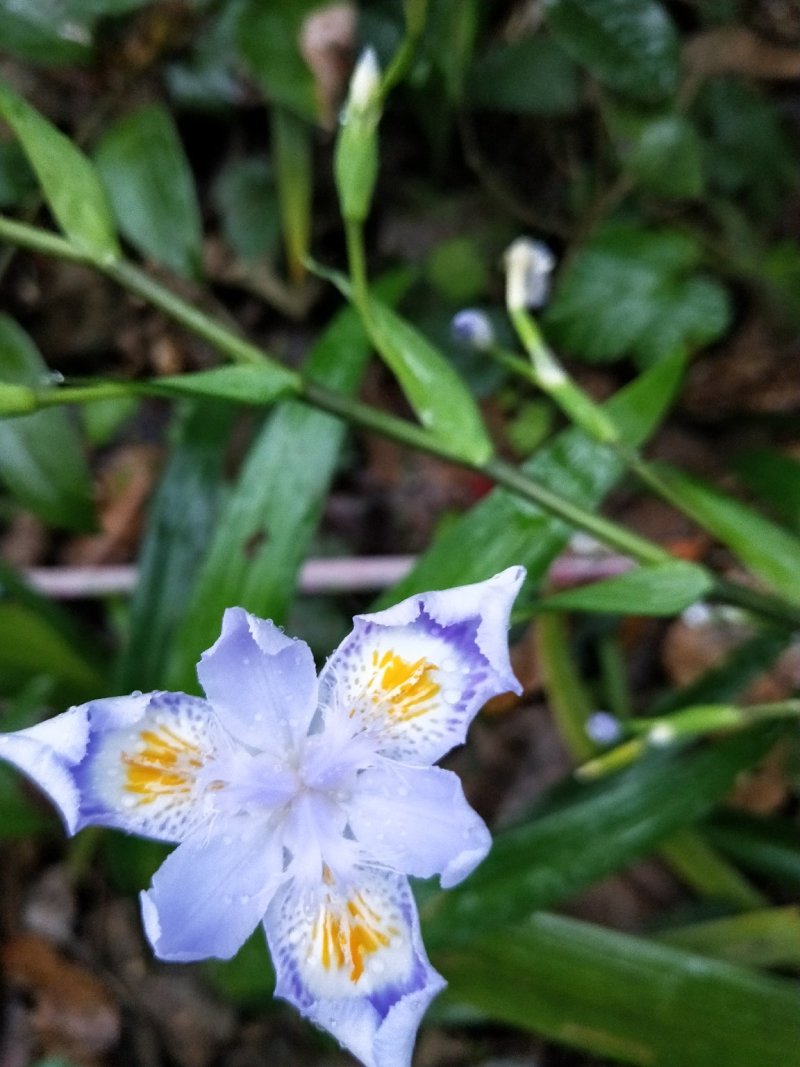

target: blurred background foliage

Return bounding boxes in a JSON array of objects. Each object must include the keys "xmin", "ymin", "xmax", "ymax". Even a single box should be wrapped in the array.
[{"xmin": 1, "ymin": 0, "xmax": 800, "ymax": 1065}]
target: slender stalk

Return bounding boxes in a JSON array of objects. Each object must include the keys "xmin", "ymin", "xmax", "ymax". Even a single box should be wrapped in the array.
[{"xmin": 3, "ymin": 213, "xmax": 800, "ymax": 629}]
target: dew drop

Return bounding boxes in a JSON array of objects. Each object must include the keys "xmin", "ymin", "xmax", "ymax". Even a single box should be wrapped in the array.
[{"xmin": 444, "ymin": 688, "xmax": 460, "ymax": 704}]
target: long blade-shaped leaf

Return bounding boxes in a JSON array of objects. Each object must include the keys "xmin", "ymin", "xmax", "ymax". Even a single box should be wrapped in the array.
[
  {"xmin": 436, "ymin": 912, "xmax": 800, "ymax": 1066},
  {"xmin": 117, "ymin": 401, "xmax": 234, "ymax": 693},
  {"xmin": 536, "ymin": 559, "xmax": 714, "ymax": 615},
  {"xmin": 656, "ymin": 463, "xmax": 800, "ymax": 603},
  {"xmin": 0, "ymin": 81, "xmax": 118, "ymax": 261},
  {"xmin": 421, "ymin": 726, "xmax": 779, "ymax": 949}
]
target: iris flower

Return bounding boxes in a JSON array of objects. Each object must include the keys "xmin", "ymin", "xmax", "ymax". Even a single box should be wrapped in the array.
[{"xmin": 0, "ymin": 567, "xmax": 524, "ymax": 1067}]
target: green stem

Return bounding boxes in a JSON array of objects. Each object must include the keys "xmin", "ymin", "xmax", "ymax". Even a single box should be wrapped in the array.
[
  {"xmin": 381, "ymin": 0, "xmax": 428, "ymax": 96},
  {"xmin": 3, "ymin": 213, "xmax": 800, "ymax": 631},
  {"xmin": 344, "ymin": 218, "xmax": 371, "ymax": 316}
]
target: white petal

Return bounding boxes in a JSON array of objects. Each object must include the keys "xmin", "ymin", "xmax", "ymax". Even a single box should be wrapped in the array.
[
  {"xmin": 74, "ymin": 691, "xmax": 224, "ymax": 841},
  {"xmin": 0, "ymin": 704, "xmax": 89, "ymax": 833},
  {"xmin": 141, "ymin": 820, "xmax": 283, "ymax": 961},
  {"xmin": 319, "ymin": 567, "xmax": 525, "ymax": 763},
  {"xmin": 197, "ymin": 607, "xmax": 318, "ymax": 751},
  {"xmin": 346, "ymin": 761, "xmax": 490, "ymax": 888},
  {"xmin": 265, "ymin": 866, "xmax": 444, "ymax": 1067}
]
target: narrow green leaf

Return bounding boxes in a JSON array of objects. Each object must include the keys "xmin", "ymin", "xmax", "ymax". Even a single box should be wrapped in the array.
[
  {"xmin": 143, "ymin": 362, "xmax": 300, "ymax": 405},
  {"xmin": 655, "ymin": 464, "xmax": 800, "ymax": 604},
  {"xmin": 544, "ymin": 0, "xmax": 680, "ymax": 103},
  {"xmin": 271, "ymin": 108, "xmax": 313, "ymax": 283},
  {"xmin": 212, "ymin": 155, "xmax": 280, "ymax": 262},
  {"xmin": 705, "ymin": 811, "xmax": 800, "ymax": 889},
  {"xmin": 436, "ymin": 912, "xmax": 800, "ymax": 1066},
  {"xmin": 537, "ymin": 560, "xmax": 713, "ymax": 615},
  {"xmin": 0, "ymin": 8, "xmax": 93, "ymax": 66},
  {"xmin": 365, "ymin": 295, "xmax": 494, "ymax": 464},
  {"xmin": 421, "ymin": 726, "xmax": 778, "ymax": 949},
  {"xmin": 378, "ymin": 351, "xmax": 686, "ymax": 605},
  {"xmin": 657, "ymin": 907, "xmax": 800, "ymax": 970},
  {"xmin": 94, "ymin": 104, "xmax": 202, "ymax": 278},
  {"xmin": 737, "ymin": 447, "xmax": 800, "ymax": 530},
  {"xmin": 167, "ymin": 274, "xmax": 411, "ymax": 691},
  {"xmin": 117, "ymin": 401, "xmax": 234, "ymax": 692},
  {"xmin": 0, "ymin": 602, "xmax": 105, "ymax": 702},
  {"xmin": 0, "ymin": 81, "xmax": 118, "ymax": 261},
  {"xmin": 237, "ymin": 0, "xmax": 320, "ymax": 121},
  {"xmin": 659, "ymin": 826, "xmax": 767, "ymax": 910},
  {"xmin": 536, "ymin": 613, "xmax": 596, "ymax": 760},
  {"xmin": 0, "ymin": 315, "xmax": 95, "ymax": 530}
]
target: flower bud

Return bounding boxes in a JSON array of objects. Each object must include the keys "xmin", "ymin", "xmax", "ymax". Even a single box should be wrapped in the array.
[
  {"xmin": 451, "ymin": 309, "xmax": 495, "ymax": 351},
  {"xmin": 334, "ymin": 48, "xmax": 382, "ymax": 223},
  {"xmin": 504, "ymin": 237, "xmax": 556, "ymax": 310}
]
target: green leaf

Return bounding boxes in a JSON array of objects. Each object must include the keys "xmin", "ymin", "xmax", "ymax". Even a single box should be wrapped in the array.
[
  {"xmin": 212, "ymin": 155, "xmax": 280, "ymax": 262},
  {"xmin": 697, "ymin": 78, "xmax": 800, "ymax": 217},
  {"xmin": 272, "ymin": 107, "xmax": 313, "ymax": 283},
  {"xmin": 538, "ymin": 560, "xmax": 714, "ymax": 615},
  {"xmin": 628, "ymin": 114, "xmax": 705, "ymax": 198},
  {"xmin": 0, "ymin": 81, "xmax": 118, "ymax": 261},
  {"xmin": 94, "ymin": 104, "xmax": 202, "ymax": 278},
  {"xmin": 654, "ymin": 464, "xmax": 800, "ymax": 604},
  {"xmin": 535, "ymin": 613, "xmax": 596, "ymax": 760},
  {"xmin": 238, "ymin": 0, "xmax": 319, "ymax": 122},
  {"xmin": 426, "ymin": 0, "xmax": 482, "ymax": 103},
  {"xmin": 706, "ymin": 811, "xmax": 800, "ymax": 890},
  {"xmin": 167, "ymin": 274, "xmax": 412, "ymax": 691},
  {"xmin": 143, "ymin": 362, "xmax": 300, "ymax": 405},
  {"xmin": 378, "ymin": 351, "xmax": 686, "ymax": 605},
  {"xmin": 364, "ymin": 294, "xmax": 494, "ymax": 464},
  {"xmin": 468, "ymin": 34, "xmax": 581, "ymax": 115},
  {"xmin": 657, "ymin": 907, "xmax": 800, "ymax": 970},
  {"xmin": 436, "ymin": 912, "xmax": 800, "ymax": 1066},
  {"xmin": 545, "ymin": 222, "xmax": 731, "ymax": 365},
  {"xmin": 0, "ymin": 141, "xmax": 35, "ymax": 207},
  {"xmin": 117, "ymin": 401, "xmax": 234, "ymax": 693},
  {"xmin": 0, "ymin": 315, "xmax": 95, "ymax": 530},
  {"xmin": 737, "ymin": 447, "xmax": 800, "ymax": 531},
  {"xmin": 422, "ymin": 725, "xmax": 778, "ymax": 949},
  {"xmin": 0, "ymin": 8, "xmax": 92, "ymax": 65},
  {"xmin": 544, "ymin": 0, "xmax": 680, "ymax": 103},
  {"xmin": 0, "ymin": 602, "xmax": 104, "ymax": 702}
]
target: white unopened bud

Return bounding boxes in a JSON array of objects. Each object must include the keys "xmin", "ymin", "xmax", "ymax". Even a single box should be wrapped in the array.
[
  {"xmin": 451, "ymin": 309, "xmax": 495, "ymax": 351},
  {"xmin": 346, "ymin": 47, "xmax": 381, "ymax": 118},
  {"xmin": 504, "ymin": 237, "xmax": 557, "ymax": 311}
]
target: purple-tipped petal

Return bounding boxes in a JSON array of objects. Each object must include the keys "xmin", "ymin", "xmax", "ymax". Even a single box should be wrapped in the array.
[
  {"xmin": 345, "ymin": 762, "xmax": 490, "ymax": 888},
  {"xmin": 266, "ymin": 866, "xmax": 445, "ymax": 1067},
  {"xmin": 198, "ymin": 607, "xmax": 318, "ymax": 751},
  {"xmin": 141, "ymin": 821, "xmax": 283, "ymax": 962},
  {"xmin": 319, "ymin": 567, "xmax": 525, "ymax": 763},
  {"xmin": 74, "ymin": 691, "xmax": 223, "ymax": 841},
  {"xmin": 0, "ymin": 705, "xmax": 89, "ymax": 833}
]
